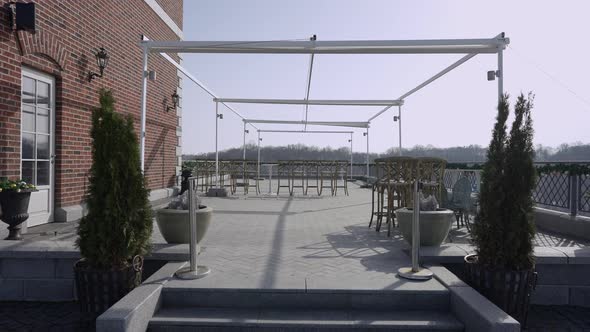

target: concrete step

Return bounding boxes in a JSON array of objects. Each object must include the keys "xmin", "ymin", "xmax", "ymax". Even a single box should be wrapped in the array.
[
  {"xmin": 149, "ymin": 307, "xmax": 464, "ymax": 331},
  {"xmin": 161, "ymin": 285, "xmax": 450, "ymax": 311}
]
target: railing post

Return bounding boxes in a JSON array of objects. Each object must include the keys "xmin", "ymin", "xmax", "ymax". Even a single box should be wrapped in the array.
[{"xmin": 570, "ymin": 173, "xmax": 579, "ymax": 217}]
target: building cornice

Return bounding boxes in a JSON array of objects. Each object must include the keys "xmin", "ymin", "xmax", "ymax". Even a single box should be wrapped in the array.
[{"xmin": 143, "ymin": 0, "xmax": 183, "ymax": 40}]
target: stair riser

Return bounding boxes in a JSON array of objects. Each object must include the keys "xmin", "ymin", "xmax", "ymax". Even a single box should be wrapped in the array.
[
  {"xmin": 149, "ymin": 325, "xmax": 462, "ymax": 332},
  {"xmin": 162, "ymin": 291, "xmax": 450, "ymax": 311}
]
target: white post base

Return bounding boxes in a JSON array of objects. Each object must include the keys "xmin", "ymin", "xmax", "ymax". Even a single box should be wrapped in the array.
[
  {"xmin": 175, "ymin": 265, "xmax": 211, "ymax": 280},
  {"xmin": 397, "ymin": 266, "xmax": 433, "ymax": 281}
]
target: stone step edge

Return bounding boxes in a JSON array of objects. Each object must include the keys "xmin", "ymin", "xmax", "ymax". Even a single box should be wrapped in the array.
[
  {"xmin": 161, "ymin": 288, "xmax": 451, "ymax": 311},
  {"xmin": 150, "ymin": 307, "xmax": 464, "ymax": 330}
]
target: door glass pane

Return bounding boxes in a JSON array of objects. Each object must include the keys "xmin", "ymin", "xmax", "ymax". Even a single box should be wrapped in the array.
[
  {"xmin": 37, "ymin": 81, "xmax": 50, "ymax": 108},
  {"xmin": 22, "ymin": 105, "xmax": 35, "ymax": 132},
  {"xmin": 22, "ymin": 161, "xmax": 34, "ymax": 184},
  {"xmin": 37, "ymin": 135, "xmax": 49, "ymax": 159},
  {"xmin": 22, "ymin": 133, "xmax": 35, "ymax": 159},
  {"xmin": 37, "ymin": 161, "xmax": 49, "ymax": 185},
  {"xmin": 23, "ymin": 77, "xmax": 35, "ymax": 104},
  {"xmin": 36, "ymin": 111, "xmax": 49, "ymax": 134}
]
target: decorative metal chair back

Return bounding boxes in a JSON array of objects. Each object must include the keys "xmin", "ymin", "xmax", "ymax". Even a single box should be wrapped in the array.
[
  {"xmin": 416, "ymin": 157, "xmax": 447, "ymax": 203},
  {"xmin": 383, "ymin": 157, "xmax": 417, "ymax": 208},
  {"xmin": 450, "ymin": 176, "xmax": 472, "ymax": 211}
]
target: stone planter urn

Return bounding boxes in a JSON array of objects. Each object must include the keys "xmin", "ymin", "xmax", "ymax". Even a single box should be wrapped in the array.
[
  {"xmin": 155, "ymin": 206, "xmax": 212, "ymax": 244},
  {"xmin": 0, "ymin": 191, "xmax": 33, "ymax": 240},
  {"xmin": 395, "ymin": 207, "xmax": 453, "ymax": 246}
]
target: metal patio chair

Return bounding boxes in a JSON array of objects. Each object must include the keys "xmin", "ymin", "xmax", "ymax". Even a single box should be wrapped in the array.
[{"xmin": 448, "ymin": 176, "xmax": 472, "ymax": 229}]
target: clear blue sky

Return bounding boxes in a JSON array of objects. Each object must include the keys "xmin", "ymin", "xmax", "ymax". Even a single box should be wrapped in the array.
[{"xmin": 179, "ymin": 0, "xmax": 590, "ymax": 154}]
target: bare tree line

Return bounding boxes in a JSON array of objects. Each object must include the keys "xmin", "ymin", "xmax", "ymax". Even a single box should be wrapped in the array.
[{"xmin": 184, "ymin": 142, "xmax": 590, "ymax": 163}]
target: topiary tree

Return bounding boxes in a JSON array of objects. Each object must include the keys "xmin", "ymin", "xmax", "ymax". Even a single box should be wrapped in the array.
[
  {"xmin": 472, "ymin": 93, "xmax": 536, "ymax": 271},
  {"xmin": 502, "ymin": 93, "xmax": 536, "ymax": 270},
  {"xmin": 76, "ymin": 89, "xmax": 152, "ymax": 269}
]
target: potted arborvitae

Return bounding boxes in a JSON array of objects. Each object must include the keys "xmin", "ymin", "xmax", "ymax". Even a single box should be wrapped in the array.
[
  {"xmin": 466, "ymin": 93, "xmax": 537, "ymax": 325},
  {"xmin": 75, "ymin": 89, "xmax": 152, "ymax": 315},
  {"xmin": 0, "ymin": 179, "xmax": 37, "ymax": 240}
]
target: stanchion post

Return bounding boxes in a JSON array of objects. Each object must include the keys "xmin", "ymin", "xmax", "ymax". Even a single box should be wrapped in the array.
[
  {"xmin": 411, "ymin": 180, "xmax": 420, "ymax": 272},
  {"xmin": 397, "ymin": 170, "xmax": 433, "ymax": 280},
  {"xmin": 175, "ymin": 177, "xmax": 211, "ymax": 279}
]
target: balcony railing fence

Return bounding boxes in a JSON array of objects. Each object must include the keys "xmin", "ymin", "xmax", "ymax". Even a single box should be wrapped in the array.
[{"xmin": 181, "ymin": 160, "xmax": 589, "ymax": 217}]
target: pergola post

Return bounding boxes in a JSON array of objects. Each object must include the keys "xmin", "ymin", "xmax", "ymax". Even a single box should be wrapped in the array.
[
  {"xmin": 243, "ymin": 122, "xmax": 247, "ymax": 161},
  {"xmin": 365, "ymin": 128, "xmax": 370, "ymax": 178},
  {"xmin": 243, "ymin": 122, "xmax": 247, "ymax": 186},
  {"xmin": 498, "ymin": 48, "xmax": 504, "ymax": 102},
  {"xmin": 349, "ymin": 133, "xmax": 353, "ymax": 180},
  {"xmin": 215, "ymin": 101, "xmax": 219, "ymax": 187},
  {"xmin": 398, "ymin": 105, "xmax": 402, "ymax": 156},
  {"xmin": 257, "ymin": 131, "xmax": 261, "ymax": 181},
  {"xmin": 139, "ymin": 45, "xmax": 148, "ymax": 172}
]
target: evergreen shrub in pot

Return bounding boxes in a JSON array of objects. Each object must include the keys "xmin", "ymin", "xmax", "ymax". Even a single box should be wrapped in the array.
[
  {"xmin": 74, "ymin": 89, "xmax": 153, "ymax": 315},
  {"xmin": 466, "ymin": 93, "xmax": 537, "ymax": 325}
]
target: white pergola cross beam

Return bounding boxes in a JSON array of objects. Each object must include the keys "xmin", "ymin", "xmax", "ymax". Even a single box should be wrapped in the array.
[
  {"xmin": 143, "ymin": 37, "xmax": 508, "ymax": 54},
  {"xmin": 214, "ymin": 98, "xmax": 403, "ymax": 106},
  {"xmin": 243, "ymin": 119, "xmax": 369, "ymax": 128}
]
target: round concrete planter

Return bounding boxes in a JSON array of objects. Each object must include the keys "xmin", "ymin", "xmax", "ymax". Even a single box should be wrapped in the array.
[
  {"xmin": 395, "ymin": 207, "xmax": 453, "ymax": 246},
  {"xmin": 155, "ymin": 206, "xmax": 212, "ymax": 244}
]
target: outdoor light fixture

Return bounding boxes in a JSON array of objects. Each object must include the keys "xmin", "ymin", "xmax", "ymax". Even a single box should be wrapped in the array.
[
  {"xmin": 166, "ymin": 92, "xmax": 179, "ymax": 112},
  {"xmin": 487, "ymin": 70, "xmax": 498, "ymax": 81},
  {"xmin": 363, "ymin": 132, "xmax": 367, "ymax": 136},
  {"xmin": 245, "ymin": 129, "xmax": 249, "ymax": 134},
  {"xmin": 88, "ymin": 47, "xmax": 109, "ymax": 81},
  {"xmin": 217, "ymin": 114, "xmax": 224, "ymax": 119},
  {"xmin": 394, "ymin": 116, "xmax": 400, "ymax": 122},
  {"xmin": 348, "ymin": 139, "xmax": 352, "ymax": 142}
]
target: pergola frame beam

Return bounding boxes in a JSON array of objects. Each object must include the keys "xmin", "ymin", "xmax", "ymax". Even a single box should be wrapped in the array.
[
  {"xmin": 139, "ymin": 33, "xmax": 509, "ymax": 172},
  {"xmin": 258, "ymin": 130, "xmax": 353, "ymax": 134},
  {"xmin": 214, "ymin": 98, "xmax": 403, "ymax": 107},
  {"xmin": 244, "ymin": 119, "xmax": 369, "ymax": 128},
  {"xmin": 142, "ymin": 37, "xmax": 508, "ymax": 54}
]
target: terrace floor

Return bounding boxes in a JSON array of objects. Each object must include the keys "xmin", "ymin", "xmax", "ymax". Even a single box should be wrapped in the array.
[
  {"xmin": 1, "ymin": 182, "xmax": 588, "ymax": 330},
  {"xmin": 5, "ymin": 181, "xmax": 588, "ymax": 250}
]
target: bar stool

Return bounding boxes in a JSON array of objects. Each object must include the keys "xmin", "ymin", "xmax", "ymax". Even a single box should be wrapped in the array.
[
  {"xmin": 277, "ymin": 161, "xmax": 291, "ymax": 195},
  {"xmin": 416, "ymin": 157, "xmax": 447, "ymax": 203},
  {"xmin": 243, "ymin": 160, "xmax": 258, "ymax": 195},
  {"xmin": 333, "ymin": 160, "xmax": 349, "ymax": 196},
  {"xmin": 383, "ymin": 157, "xmax": 417, "ymax": 236},
  {"xmin": 305, "ymin": 160, "xmax": 321, "ymax": 195},
  {"xmin": 290, "ymin": 160, "xmax": 305, "ymax": 196},
  {"xmin": 369, "ymin": 158, "xmax": 391, "ymax": 231},
  {"xmin": 319, "ymin": 160, "xmax": 335, "ymax": 196},
  {"xmin": 369, "ymin": 157, "xmax": 417, "ymax": 235}
]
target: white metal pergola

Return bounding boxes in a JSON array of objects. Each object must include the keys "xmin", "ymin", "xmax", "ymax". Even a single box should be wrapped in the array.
[
  {"xmin": 140, "ymin": 33, "xmax": 510, "ymax": 281},
  {"xmin": 139, "ymin": 33, "xmax": 509, "ymax": 180}
]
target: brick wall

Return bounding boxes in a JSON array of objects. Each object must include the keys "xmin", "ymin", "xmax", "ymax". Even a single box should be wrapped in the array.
[
  {"xmin": 0, "ymin": 0, "xmax": 182, "ymax": 208},
  {"xmin": 155, "ymin": 0, "xmax": 183, "ymax": 27}
]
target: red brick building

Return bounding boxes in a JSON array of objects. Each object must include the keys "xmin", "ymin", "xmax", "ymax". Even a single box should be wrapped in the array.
[{"xmin": 0, "ymin": 0, "xmax": 183, "ymax": 226}]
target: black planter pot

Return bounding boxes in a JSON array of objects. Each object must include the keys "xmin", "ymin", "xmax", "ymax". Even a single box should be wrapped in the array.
[
  {"xmin": 0, "ymin": 190, "xmax": 32, "ymax": 240},
  {"xmin": 74, "ymin": 256, "xmax": 143, "ymax": 315},
  {"xmin": 464, "ymin": 254, "xmax": 537, "ymax": 327}
]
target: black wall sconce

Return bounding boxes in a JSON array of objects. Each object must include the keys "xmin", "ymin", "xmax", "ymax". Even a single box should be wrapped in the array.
[
  {"xmin": 166, "ymin": 92, "xmax": 179, "ymax": 112},
  {"xmin": 88, "ymin": 47, "xmax": 109, "ymax": 81},
  {"xmin": 9, "ymin": 2, "xmax": 36, "ymax": 31}
]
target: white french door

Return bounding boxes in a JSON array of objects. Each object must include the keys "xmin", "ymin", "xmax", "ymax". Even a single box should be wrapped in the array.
[{"xmin": 21, "ymin": 67, "xmax": 55, "ymax": 226}]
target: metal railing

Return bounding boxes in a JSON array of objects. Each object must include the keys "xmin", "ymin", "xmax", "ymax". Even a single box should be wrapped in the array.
[
  {"xmin": 443, "ymin": 163, "xmax": 590, "ymax": 217},
  {"xmin": 181, "ymin": 160, "xmax": 589, "ymax": 216}
]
